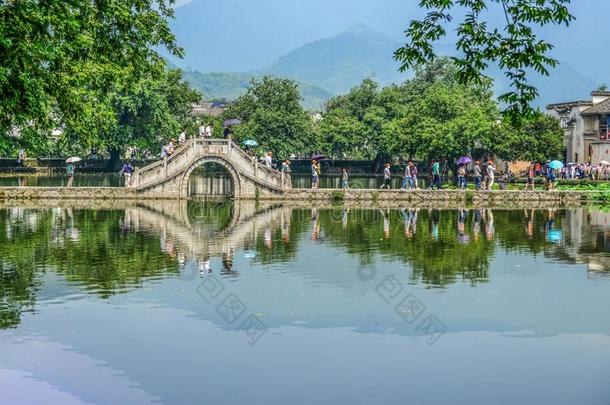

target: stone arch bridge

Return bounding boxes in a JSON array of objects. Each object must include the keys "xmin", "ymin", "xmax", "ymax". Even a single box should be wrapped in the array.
[{"xmin": 132, "ymin": 139, "xmax": 289, "ymax": 199}]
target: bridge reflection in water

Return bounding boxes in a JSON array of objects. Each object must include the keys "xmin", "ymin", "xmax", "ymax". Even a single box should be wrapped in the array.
[
  {"xmin": 2, "ymin": 201, "xmax": 609, "ymax": 286},
  {"xmin": 118, "ymin": 201, "xmax": 610, "ymax": 281}
]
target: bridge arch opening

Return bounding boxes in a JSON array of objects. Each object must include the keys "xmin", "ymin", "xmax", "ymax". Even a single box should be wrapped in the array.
[
  {"xmin": 181, "ymin": 157, "xmax": 242, "ymax": 199},
  {"xmin": 186, "ymin": 200, "xmax": 237, "ymax": 236}
]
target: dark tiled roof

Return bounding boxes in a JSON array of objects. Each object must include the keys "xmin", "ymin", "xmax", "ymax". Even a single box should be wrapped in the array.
[
  {"xmin": 546, "ymin": 101, "xmax": 593, "ymax": 109},
  {"xmin": 581, "ymin": 98, "xmax": 610, "ymax": 115},
  {"xmin": 591, "ymin": 90, "xmax": 610, "ymax": 97}
]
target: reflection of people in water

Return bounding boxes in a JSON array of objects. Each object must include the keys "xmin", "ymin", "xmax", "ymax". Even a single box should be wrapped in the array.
[
  {"xmin": 429, "ymin": 209, "xmax": 440, "ymax": 241},
  {"xmin": 198, "ymin": 257, "xmax": 212, "ymax": 274},
  {"xmin": 311, "ymin": 208, "xmax": 320, "ymax": 241},
  {"xmin": 402, "ymin": 208, "xmax": 418, "ymax": 239},
  {"xmin": 410, "ymin": 209, "xmax": 418, "ymax": 236},
  {"xmin": 178, "ymin": 253, "xmax": 186, "ymax": 268},
  {"xmin": 401, "ymin": 208, "xmax": 409, "ymax": 238},
  {"xmin": 484, "ymin": 209, "xmax": 494, "ymax": 241},
  {"xmin": 342, "ymin": 208, "xmax": 348, "ymax": 229},
  {"xmin": 381, "ymin": 208, "xmax": 390, "ymax": 239},
  {"xmin": 457, "ymin": 209, "xmax": 469, "ymax": 244},
  {"xmin": 281, "ymin": 211, "xmax": 290, "ymax": 242},
  {"xmin": 473, "ymin": 209, "xmax": 481, "ymax": 242},
  {"xmin": 545, "ymin": 209, "xmax": 562, "ymax": 243},
  {"xmin": 264, "ymin": 226, "xmax": 272, "ymax": 248},
  {"xmin": 221, "ymin": 252, "xmax": 237, "ymax": 276},
  {"xmin": 525, "ymin": 209, "xmax": 535, "ymax": 239}
]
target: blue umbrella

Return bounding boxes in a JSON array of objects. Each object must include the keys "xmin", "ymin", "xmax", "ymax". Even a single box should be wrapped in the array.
[
  {"xmin": 547, "ymin": 229, "xmax": 563, "ymax": 244},
  {"xmin": 549, "ymin": 160, "xmax": 564, "ymax": 170},
  {"xmin": 242, "ymin": 140, "xmax": 258, "ymax": 147}
]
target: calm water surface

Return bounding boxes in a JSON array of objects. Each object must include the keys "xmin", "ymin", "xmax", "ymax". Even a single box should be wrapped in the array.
[{"xmin": 1, "ymin": 202, "xmax": 609, "ymax": 405}]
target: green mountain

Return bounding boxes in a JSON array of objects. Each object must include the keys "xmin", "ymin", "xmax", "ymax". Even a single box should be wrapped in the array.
[{"xmin": 181, "ymin": 70, "xmax": 333, "ymax": 110}]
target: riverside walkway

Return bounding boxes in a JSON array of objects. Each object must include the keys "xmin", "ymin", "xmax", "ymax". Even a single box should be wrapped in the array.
[
  {"xmin": 0, "ymin": 186, "xmax": 601, "ymax": 208},
  {"xmin": 0, "ymin": 138, "xmax": 605, "ymax": 205}
]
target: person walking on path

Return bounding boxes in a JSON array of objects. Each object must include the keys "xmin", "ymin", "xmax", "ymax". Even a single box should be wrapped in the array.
[
  {"xmin": 409, "ymin": 161, "xmax": 419, "ymax": 189},
  {"xmin": 311, "ymin": 160, "xmax": 320, "ymax": 189},
  {"xmin": 264, "ymin": 152, "xmax": 274, "ymax": 169},
  {"xmin": 525, "ymin": 162, "xmax": 536, "ymax": 191},
  {"xmin": 457, "ymin": 164, "xmax": 467, "ymax": 189},
  {"xmin": 224, "ymin": 126, "xmax": 234, "ymax": 141},
  {"xmin": 380, "ymin": 163, "xmax": 392, "ymax": 189},
  {"xmin": 431, "ymin": 160, "xmax": 442, "ymax": 190},
  {"xmin": 17, "ymin": 148, "xmax": 26, "ymax": 166},
  {"xmin": 66, "ymin": 163, "xmax": 75, "ymax": 187},
  {"xmin": 178, "ymin": 131, "xmax": 186, "ymax": 146},
  {"xmin": 281, "ymin": 159, "xmax": 292, "ymax": 188},
  {"xmin": 204, "ymin": 124, "xmax": 213, "ymax": 138},
  {"xmin": 473, "ymin": 161, "xmax": 482, "ymax": 190},
  {"xmin": 401, "ymin": 162, "xmax": 413, "ymax": 191},
  {"xmin": 341, "ymin": 168, "xmax": 349, "ymax": 189},
  {"xmin": 547, "ymin": 168, "xmax": 557, "ymax": 191},
  {"xmin": 486, "ymin": 160, "xmax": 496, "ymax": 190},
  {"xmin": 121, "ymin": 160, "xmax": 134, "ymax": 187}
]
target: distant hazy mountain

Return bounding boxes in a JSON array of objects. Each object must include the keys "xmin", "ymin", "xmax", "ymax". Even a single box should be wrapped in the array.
[
  {"xmin": 169, "ymin": 0, "xmax": 422, "ymax": 72},
  {"xmin": 175, "ymin": 23, "xmax": 601, "ymax": 111},
  {"xmin": 170, "ymin": 1, "xmax": 609, "ymax": 107},
  {"xmin": 177, "ymin": 25, "xmax": 407, "ymax": 110},
  {"xmin": 267, "ymin": 24, "xmax": 407, "ymax": 94},
  {"xmin": 494, "ymin": 63, "xmax": 598, "ymax": 107}
]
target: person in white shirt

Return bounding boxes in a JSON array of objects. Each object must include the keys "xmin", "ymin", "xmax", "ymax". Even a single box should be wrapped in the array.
[
  {"xmin": 486, "ymin": 160, "xmax": 496, "ymax": 190},
  {"xmin": 198, "ymin": 124, "xmax": 205, "ymax": 138},
  {"xmin": 204, "ymin": 124, "xmax": 213, "ymax": 138},
  {"xmin": 178, "ymin": 131, "xmax": 186, "ymax": 145},
  {"xmin": 264, "ymin": 152, "xmax": 274, "ymax": 169}
]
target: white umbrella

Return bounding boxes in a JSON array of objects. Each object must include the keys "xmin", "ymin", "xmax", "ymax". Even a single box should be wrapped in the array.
[
  {"xmin": 599, "ymin": 160, "xmax": 610, "ymax": 165},
  {"xmin": 65, "ymin": 157, "xmax": 82, "ymax": 163}
]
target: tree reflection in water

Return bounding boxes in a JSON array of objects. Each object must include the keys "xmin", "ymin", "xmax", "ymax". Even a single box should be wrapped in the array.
[{"xmin": 0, "ymin": 202, "xmax": 609, "ymax": 329}]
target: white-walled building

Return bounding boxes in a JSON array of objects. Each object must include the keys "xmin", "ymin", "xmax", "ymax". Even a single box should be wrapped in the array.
[{"xmin": 547, "ymin": 90, "xmax": 610, "ymax": 164}]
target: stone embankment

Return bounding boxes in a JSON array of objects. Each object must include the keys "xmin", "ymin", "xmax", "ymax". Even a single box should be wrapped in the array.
[
  {"xmin": 0, "ymin": 186, "xmax": 604, "ymax": 208},
  {"xmin": 279, "ymin": 189, "xmax": 592, "ymax": 205}
]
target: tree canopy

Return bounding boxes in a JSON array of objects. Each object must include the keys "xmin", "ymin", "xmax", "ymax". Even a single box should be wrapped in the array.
[
  {"xmin": 223, "ymin": 76, "xmax": 318, "ymax": 159},
  {"xmin": 0, "ymin": 0, "xmax": 182, "ymax": 130},
  {"xmin": 318, "ymin": 58, "xmax": 502, "ymax": 162},
  {"xmin": 0, "ymin": 0, "xmax": 191, "ymax": 158},
  {"xmin": 395, "ymin": 0, "xmax": 574, "ymax": 117},
  {"xmin": 494, "ymin": 112, "xmax": 564, "ymax": 162}
]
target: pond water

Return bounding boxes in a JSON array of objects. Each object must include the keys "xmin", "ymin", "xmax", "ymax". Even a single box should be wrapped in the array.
[{"xmin": 1, "ymin": 202, "xmax": 609, "ymax": 404}]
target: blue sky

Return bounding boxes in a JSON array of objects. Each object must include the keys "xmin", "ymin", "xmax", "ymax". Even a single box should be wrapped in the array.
[{"xmin": 170, "ymin": 0, "xmax": 609, "ymax": 86}]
